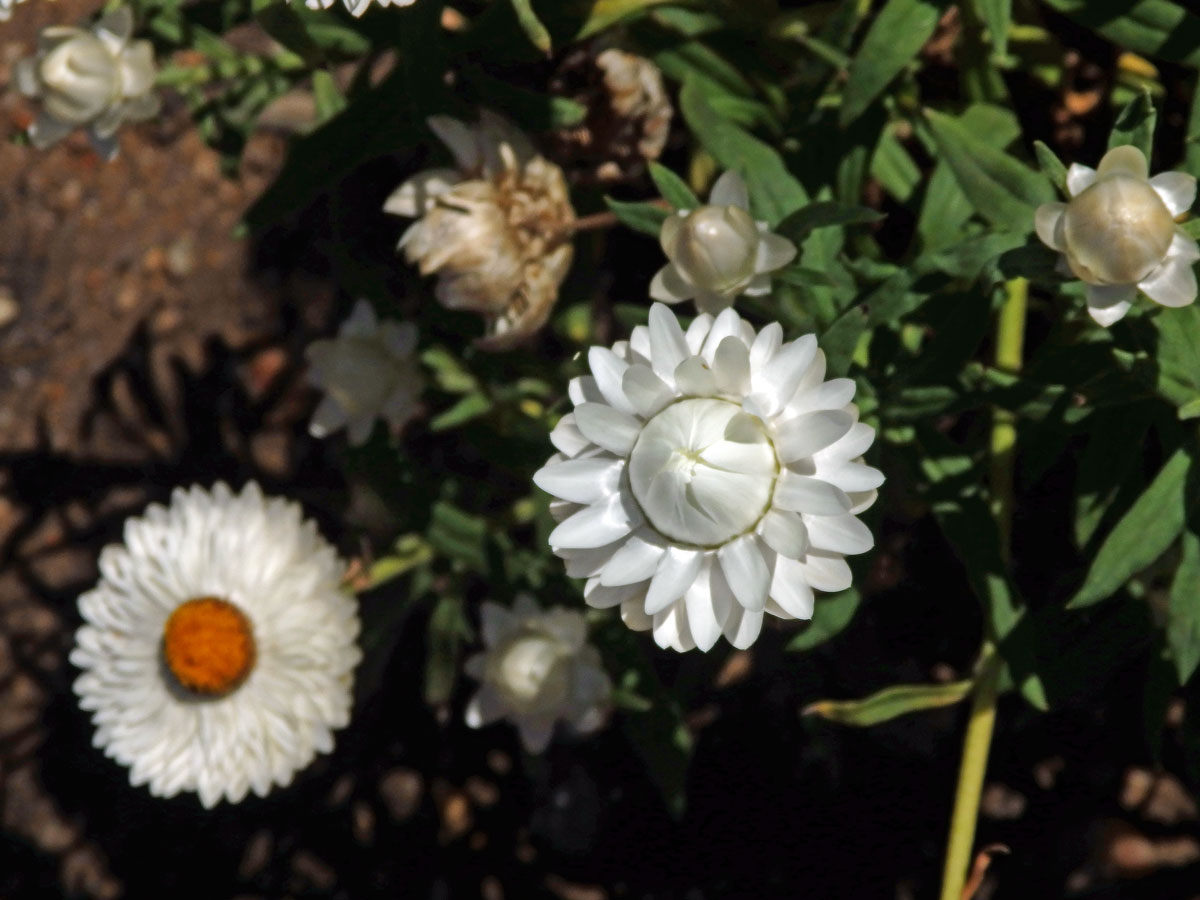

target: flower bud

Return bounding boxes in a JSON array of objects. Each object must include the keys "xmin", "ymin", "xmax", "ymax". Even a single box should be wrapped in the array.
[
  {"xmin": 650, "ymin": 171, "xmax": 797, "ymax": 314},
  {"xmin": 15, "ymin": 8, "xmax": 161, "ymax": 160},
  {"xmin": 489, "ymin": 633, "xmax": 571, "ymax": 713},
  {"xmin": 1035, "ymin": 145, "xmax": 1200, "ymax": 326}
]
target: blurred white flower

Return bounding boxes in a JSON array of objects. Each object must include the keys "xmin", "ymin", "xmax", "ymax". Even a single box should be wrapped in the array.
[
  {"xmin": 464, "ymin": 594, "xmax": 611, "ymax": 753},
  {"xmin": 14, "ymin": 7, "xmax": 160, "ymax": 160},
  {"xmin": 533, "ymin": 303, "xmax": 881, "ymax": 652},
  {"xmin": 1035, "ymin": 145, "xmax": 1200, "ymax": 326},
  {"xmin": 0, "ymin": 0, "xmax": 30, "ymax": 22},
  {"xmin": 650, "ymin": 171, "xmax": 797, "ymax": 315},
  {"xmin": 71, "ymin": 483, "xmax": 361, "ymax": 808},
  {"xmin": 305, "ymin": 299, "xmax": 424, "ymax": 446},
  {"xmin": 384, "ymin": 110, "xmax": 576, "ymax": 350},
  {"xmin": 303, "ymin": 0, "xmax": 414, "ymax": 16}
]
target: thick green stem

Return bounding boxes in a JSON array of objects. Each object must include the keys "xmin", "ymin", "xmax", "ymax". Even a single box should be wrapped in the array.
[{"xmin": 938, "ymin": 277, "xmax": 1027, "ymax": 900}]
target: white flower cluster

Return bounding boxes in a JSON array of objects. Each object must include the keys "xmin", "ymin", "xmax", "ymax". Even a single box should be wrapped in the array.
[
  {"xmin": 534, "ymin": 303, "xmax": 881, "ymax": 652},
  {"xmin": 651, "ymin": 172, "xmax": 797, "ymax": 314},
  {"xmin": 303, "ymin": 0, "xmax": 415, "ymax": 17},
  {"xmin": 72, "ymin": 483, "xmax": 361, "ymax": 808},
  {"xmin": 1035, "ymin": 145, "xmax": 1199, "ymax": 326},
  {"xmin": 464, "ymin": 595, "xmax": 611, "ymax": 753},
  {"xmin": 15, "ymin": 8, "xmax": 160, "ymax": 160}
]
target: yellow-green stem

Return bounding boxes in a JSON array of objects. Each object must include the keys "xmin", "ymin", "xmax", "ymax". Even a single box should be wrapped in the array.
[{"xmin": 938, "ymin": 277, "xmax": 1027, "ymax": 900}]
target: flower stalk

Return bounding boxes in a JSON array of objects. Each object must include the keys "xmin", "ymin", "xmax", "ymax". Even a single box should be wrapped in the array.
[{"xmin": 938, "ymin": 276, "xmax": 1027, "ymax": 900}]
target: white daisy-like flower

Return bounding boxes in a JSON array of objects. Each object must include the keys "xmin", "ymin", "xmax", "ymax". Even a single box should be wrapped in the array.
[
  {"xmin": 650, "ymin": 171, "xmax": 797, "ymax": 315},
  {"xmin": 464, "ymin": 594, "xmax": 611, "ymax": 753},
  {"xmin": 14, "ymin": 7, "xmax": 161, "ymax": 160},
  {"xmin": 533, "ymin": 303, "xmax": 881, "ymax": 652},
  {"xmin": 1035, "ymin": 145, "xmax": 1200, "ymax": 326},
  {"xmin": 304, "ymin": 299, "xmax": 424, "ymax": 446},
  {"xmin": 302, "ymin": 0, "xmax": 415, "ymax": 17},
  {"xmin": 71, "ymin": 482, "xmax": 361, "ymax": 808}
]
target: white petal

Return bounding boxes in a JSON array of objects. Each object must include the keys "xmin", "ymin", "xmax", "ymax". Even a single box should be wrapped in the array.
[
  {"xmin": 480, "ymin": 602, "xmax": 517, "ymax": 646},
  {"xmin": 517, "ymin": 717, "xmax": 556, "ymax": 754},
  {"xmin": 1150, "ymin": 171, "xmax": 1197, "ymax": 217},
  {"xmin": 1139, "ymin": 258, "xmax": 1198, "ymax": 308},
  {"xmin": 709, "ymin": 170, "xmax": 749, "ymax": 208},
  {"xmin": 822, "ymin": 422, "xmax": 875, "ymax": 460},
  {"xmin": 717, "ymin": 536, "xmax": 770, "ymax": 612},
  {"xmin": 756, "ymin": 335, "xmax": 817, "ymax": 414},
  {"xmin": 383, "ymin": 168, "xmax": 460, "ymax": 217},
  {"xmin": 649, "ymin": 264, "xmax": 695, "ymax": 304},
  {"xmin": 755, "ymin": 231, "xmax": 797, "ymax": 272},
  {"xmin": 770, "ymin": 557, "xmax": 815, "ymax": 619},
  {"xmin": 701, "ymin": 309, "xmax": 745, "ymax": 361},
  {"xmin": 722, "ymin": 605, "xmax": 763, "ymax": 650},
  {"xmin": 647, "ymin": 303, "xmax": 692, "ymax": 383},
  {"xmin": 534, "ymin": 457, "xmax": 622, "ymax": 504},
  {"xmin": 621, "ymin": 598, "xmax": 654, "ymax": 631},
  {"xmin": 1034, "ymin": 202, "xmax": 1066, "ymax": 251},
  {"xmin": 427, "ymin": 115, "xmax": 480, "ymax": 171},
  {"xmin": 652, "ymin": 603, "xmax": 696, "ymax": 652},
  {"xmin": 685, "ymin": 315, "xmax": 714, "ymax": 355},
  {"xmin": 588, "ymin": 347, "xmax": 637, "ymax": 415},
  {"xmin": 774, "ymin": 474, "xmax": 852, "ymax": 516},
  {"xmin": 644, "ymin": 547, "xmax": 704, "ymax": 615},
  {"xmin": 1066, "ymin": 163, "xmax": 1097, "ymax": 197},
  {"xmin": 806, "ymin": 514, "xmax": 874, "ymax": 555},
  {"xmin": 465, "ymin": 687, "xmax": 507, "ymax": 727},
  {"xmin": 1169, "ymin": 229, "xmax": 1200, "ymax": 263},
  {"xmin": 599, "ymin": 535, "xmax": 667, "ymax": 586},
  {"xmin": 800, "ymin": 553, "xmax": 854, "ymax": 592},
  {"xmin": 674, "ymin": 357, "xmax": 718, "ymax": 396},
  {"xmin": 574, "ymin": 403, "xmax": 641, "ymax": 456},
  {"xmin": 548, "ymin": 495, "xmax": 641, "ymax": 550},
  {"xmin": 758, "ymin": 510, "xmax": 809, "ymax": 559},
  {"xmin": 774, "ymin": 410, "xmax": 855, "ymax": 462},
  {"xmin": 622, "ymin": 364, "xmax": 674, "ymax": 418},
  {"xmin": 549, "ymin": 415, "xmax": 590, "ymax": 456},
  {"xmin": 749, "ymin": 322, "xmax": 783, "ymax": 371},
  {"xmin": 1097, "ymin": 145, "xmax": 1148, "ymax": 180},
  {"xmin": 684, "ymin": 564, "xmax": 724, "ymax": 652},
  {"xmin": 791, "ymin": 378, "xmax": 857, "ymax": 415},
  {"xmin": 817, "ymin": 460, "xmax": 886, "ymax": 493},
  {"xmin": 585, "ymin": 579, "xmax": 642, "ymax": 609},
  {"xmin": 711, "ymin": 336, "xmax": 751, "ymax": 396},
  {"xmin": 1084, "ymin": 284, "xmax": 1136, "ymax": 326}
]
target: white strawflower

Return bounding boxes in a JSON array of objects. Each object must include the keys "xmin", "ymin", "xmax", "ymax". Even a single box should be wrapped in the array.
[
  {"xmin": 303, "ymin": 0, "xmax": 414, "ymax": 16},
  {"xmin": 14, "ymin": 7, "xmax": 161, "ymax": 160},
  {"xmin": 1, "ymin": 0, "xmax": 30, "ymax": 22},
  {"xmin": 1035, "ymin": 145, "xmax": 1200, "ymax": 326},
  {"xmin": 650, "ymin": 171, "xmax": 797, "ymax": 315},
  {"xmin": 383, "ymin": 110, "xmax": 576, "ymax": 350},
  {"xmin": 304, "ymin": 299, "xmax": 424, "ymax": 446},
  {"xmin": 464, "ymin": 595, "xmax": 611, "ymax": 753},
  {"xmin": 71, "ymin": 483, "xmax": 361, "ymax": 808},
  {"xmin": 533, "ymin": 304, "xmax": 881, "ymax": 652}
]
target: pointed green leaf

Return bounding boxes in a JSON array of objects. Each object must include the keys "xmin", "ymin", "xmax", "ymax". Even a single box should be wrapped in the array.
[
  {"xmin": 973, "ymin": 0, "xmax": 1012, "ymax": 57},
  {"xmin": 605, "ymin": 197, "xmax": 670, "ymax": 237},
  {"xmin": 649, "ymin": 162, "xmax": 701, "ymax": 211},
  {"xmin": 1069, "ymin": 447, "xmax": 1193, "ymax": 608},
  {"xmin": 1109, "ymin": 86, "xmax": 1157, "ymax": 158},
  {"xmin": 804, "ymin": 678, "xmax": 974, "ymax": 727},
  {"xmin": 510, "ymin": 0, "xmax": 552, "ymax": 53},
  {"xmin": 787, "ymin": 587, "xmax": 862, "ymax": 651},
  {"xmin": 1168, "ymin": 528, "xmax": 1200, "ymax": 684},
  {"xmin": 1041, "ymin": 0, "xmax": 1200, "ymax": 68},
  {"xmin": 1034, "ymin": 140, "xmax": 1069, "ymax": 195}
]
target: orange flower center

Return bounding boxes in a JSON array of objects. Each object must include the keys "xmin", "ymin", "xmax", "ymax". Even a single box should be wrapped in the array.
[{"xmin": 162, "ymin": 597, "xmax": 256, "ymax": 696}]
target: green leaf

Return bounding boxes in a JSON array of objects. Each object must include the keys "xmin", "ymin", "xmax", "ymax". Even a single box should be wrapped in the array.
[
  {"xmin": 839, "ymin": 0, "xmax": 951, "ymax": 127},
  {"xmin": 1033, "ymin": 140, "xmax": 1069, "ymax": 195},
  {"xmin": 311, "ymin": 70, "xmax": 347, "ymax": 123},
  {"xmin": 1109, "ymin": 86, "xmax": 1157, "ymax": 158},
  {"xmin": 1041, "ymin": 0, "xmax": 1200, "ymax": 68},
  {"xmin": 1069, "ymin": 447, "xmax": 1194, "ymax": 608},
  {"xmin": 1150, "ymin": 305, "xmax": 1200, "ymax": 414},
  {"xmin": 648, "ymin": 161, "xmax": 701, "ymax": 210},
  {"xmin": 1168, "ymin": 528, "xmax": 1200, "ymax": 683},
  {"xmin": 430, "ymin": 393, "xmax": 493, "ymax": 432},
  {"xmin": 366, "ymin": 534, "xmax": 433, "ymax": 589},
  {"xmin": 510, "ymin": 0, "xmax": 552, "ymax": 53},
  {"xmin": 1074, "ymin": 407, "xmax": 1154, "ymax": 547},
  {"xmin": 424, "ymin": 596, "xmax": 472, "ymax": 705},
  {"xmin": 871, "ymin": 128, "xmax": 921, "ymax": 202},
  {"xmin": 803, "ymin": 678, "xmax": 974, "ymax": 727},
  {"xmin": 605, "ymin": 197, "xmax": 670, "ymax": 237},
  {"xmin": 679, "ymin": 78, "xmax": 808, "ymax": 224},
  {"xmin": 924, "ymin": 107, "xmax": 1052, "ymax": 231},
  {"xmin": 777, "ymin": 201, "xmax": 884, "ymax": 242},
  {"xmin": 428, "ymin": 502, "xmax": 489, "ymax": 573},
  {"xmin": 787, "ymin": 587, "xmax": 862, "ymax": 651},
  {"xmin": 460, "ymin": 67, "xmax": 587, "ymax": 130},
  {"xmin": 973, "ymin": 0, "xmax": 1011, "ymax": 57}
]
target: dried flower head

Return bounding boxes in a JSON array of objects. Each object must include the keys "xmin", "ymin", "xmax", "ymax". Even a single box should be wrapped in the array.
[
  {"xmin": 547, "ymin": 43, "xmax": 672, "ymax": 184},
  {"xmin": 14, "ymin": 8, "xmax": 161, "ymax": 160},
  {"xmin": 650, "ymin": 171, "xmax": 797, "ymax": 315},
  {"xmin": 464, "ymin": 595, "xmax": 611, "ymax": 753},
  {"xmin": 534, "ymin": 304, "xmax": 881, "ymax": 652},
  {"xmin": 305, "ymin": 300, "xmax": 424, "ymax": 446},
  {"xmin": 1036, "ymin": 145, "xmax": 1199, "ymax": 326},
  {"xmin": 384, "ymin": 111, "xmax": 576, "ymax": 350}
]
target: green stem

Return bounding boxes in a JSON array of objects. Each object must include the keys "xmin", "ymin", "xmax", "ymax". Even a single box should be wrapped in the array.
[{"xmin": 938, "ymin": 277, "xmax": 1027, "ymax": 900}]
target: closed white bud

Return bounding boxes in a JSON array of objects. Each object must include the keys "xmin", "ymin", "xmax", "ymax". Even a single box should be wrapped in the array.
[
  {"xmin": 15, "ymin": 8, "xmax": 160, "ymax": 160},
  {"xmin": 1035, "ymin": 145, "xmax": 1200, "ymax": 326},
  {"xmin": 651, "ymin": 171, "xmax": 796, "ymax": 314}
]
